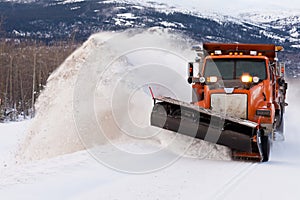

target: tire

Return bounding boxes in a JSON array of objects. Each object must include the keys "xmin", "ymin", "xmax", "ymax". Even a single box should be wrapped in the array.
[
  {"xmin": 277, "ymin": 103, "xmax": 285, "ymax": 134},
  {"xmin": 277, "ymin": 117, "xmax": 284, "ymax": 134},
  {"xmin": 261, "ymin": 135, "xmax": 270, "ymax": 162},
  {"xmin": 275, "ymin": 103, "xmax": 284, "ymax": 126},
  {"xmin": 275, "ymin": 105, "xmax": 285, "ymax": 141}
]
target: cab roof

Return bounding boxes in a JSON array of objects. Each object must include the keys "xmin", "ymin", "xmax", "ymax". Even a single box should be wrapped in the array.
[{"xmin": 203, "ymin": 43, "xmax": 281, "ymax": 62}]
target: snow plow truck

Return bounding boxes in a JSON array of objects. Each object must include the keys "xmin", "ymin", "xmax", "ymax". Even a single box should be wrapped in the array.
[{"xmin": 150, "ymin": 43, "xmax": 288, "ymax": 162}]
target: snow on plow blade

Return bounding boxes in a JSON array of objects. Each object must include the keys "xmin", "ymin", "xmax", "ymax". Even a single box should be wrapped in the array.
[{"xmin": 150, "ymin": 97, "xmax": 262, "ymax": 155}]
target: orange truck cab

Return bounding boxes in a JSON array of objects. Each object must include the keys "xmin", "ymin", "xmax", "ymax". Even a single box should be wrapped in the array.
[{"xmin": 188, "ymin": 43, "xmax": 288, "ymax": 139}]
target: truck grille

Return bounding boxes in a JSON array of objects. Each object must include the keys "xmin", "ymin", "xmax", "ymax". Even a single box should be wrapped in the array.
[{"xmin": 210, "ymin": 94, "xmax": 248, "ymax": 119}]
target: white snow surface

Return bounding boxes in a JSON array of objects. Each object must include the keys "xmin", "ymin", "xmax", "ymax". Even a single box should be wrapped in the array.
[{"xmin": 1, "ymin": 29, "xmax": 300, "ymax": 199}]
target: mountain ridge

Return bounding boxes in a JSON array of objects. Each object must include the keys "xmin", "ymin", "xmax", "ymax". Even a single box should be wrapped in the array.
[{"xmin": 0, "ymin": 0, "xmax": 299, "ymax": 77}]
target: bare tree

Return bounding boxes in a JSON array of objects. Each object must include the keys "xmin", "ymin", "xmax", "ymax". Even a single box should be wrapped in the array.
[
  {"xmin": 0, "ymin": 36, "xmax": 79, "ymax": 121},
  {"xmin": 31, "ymin": 51, "xmax": 37, "ymax": 117}
]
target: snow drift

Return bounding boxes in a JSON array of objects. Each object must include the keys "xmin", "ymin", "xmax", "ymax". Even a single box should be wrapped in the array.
[{"xmin": 18, "ymin": 28, "xmax": 230, "ymax": 169}]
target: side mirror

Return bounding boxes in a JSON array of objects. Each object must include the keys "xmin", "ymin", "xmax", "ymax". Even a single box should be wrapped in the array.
[
  {"xmin": 279, "ymin": 62, "xmax": 285, "ymax": 77},
  {"xmin": 187, "ymin": 62, "xmax": 204, "ymax": 84},
  {"xmin": 187, "ymin": 62, "xmax": 194, "ymax": 84}
]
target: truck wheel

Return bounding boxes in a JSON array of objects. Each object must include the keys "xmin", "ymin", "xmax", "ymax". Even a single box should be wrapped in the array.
[
  {"xmin": 278, "ymin": 103, "xmax": 285, "ymax": 133},
  {"xmin": 275, "ymin": 105, "xmax": 285, "ymax": 141},
  {"xmin": 261, "ymin": 135, "xmax": 270, "ymax": 162},
  {"xmin": 277, "ymin": 117, "xmax": 284, "ymax": 134}
]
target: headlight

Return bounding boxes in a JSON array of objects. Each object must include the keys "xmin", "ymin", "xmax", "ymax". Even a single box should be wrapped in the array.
[
  {"xmin": 253, "ymin": 76, "xmax": 260, "ymax": 83},
  {"xmin": 241, "ymin": 74, "xmax": 253, "ymax": 83},
  {"xmin": 199, "ymin": 77, "xmax": 206, "ymax": 83},
  {"xmin": 207, "ymin": 76, "xmax": 218, "ymax": 83},
  {"xmin": 256, "ymin": 110, "xmax": 271, "ymax": 117}
]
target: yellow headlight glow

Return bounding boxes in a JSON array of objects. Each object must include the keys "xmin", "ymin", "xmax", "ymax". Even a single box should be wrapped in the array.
[
  {"xmin": 207, "ymin": 76, "xmax": 218, "ymax": 83},
  {"xmin": 241, "ymin": 74, "xmax": 253, "ymax": 83}
]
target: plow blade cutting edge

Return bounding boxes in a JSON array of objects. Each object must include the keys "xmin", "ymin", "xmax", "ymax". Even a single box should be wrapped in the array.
[{"xmin": 150, "ymin": 97, "xmax": 265, "ymax": 161}]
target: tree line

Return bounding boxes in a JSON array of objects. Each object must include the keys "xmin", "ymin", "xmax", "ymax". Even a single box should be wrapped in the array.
[{"xmin": 0, "ymin": 39, "xmax": 78, "ymax": 121}]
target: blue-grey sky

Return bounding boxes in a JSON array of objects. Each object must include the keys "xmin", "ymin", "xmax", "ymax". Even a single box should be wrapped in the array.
[
  {"xmin": 189, "ymin": 0, "xmax": 300, "ymax": 12},
  {"xmin": 142, "ymin": 0, "xmax": 300, "ymax": 14}
]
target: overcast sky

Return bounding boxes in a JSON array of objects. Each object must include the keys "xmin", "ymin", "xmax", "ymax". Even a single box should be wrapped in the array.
[
  {"xmin": 141, "ymin": 0, "xmax": 300, "ymax": 15},
  {"xmin": 192, "ymin": 0, "xmax": 300, "ymax": 13}
]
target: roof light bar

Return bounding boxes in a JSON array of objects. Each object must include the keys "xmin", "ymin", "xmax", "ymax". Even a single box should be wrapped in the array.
[{"xmin": 214, "ymin": 50, "xmax": 222, "ymax": 55}]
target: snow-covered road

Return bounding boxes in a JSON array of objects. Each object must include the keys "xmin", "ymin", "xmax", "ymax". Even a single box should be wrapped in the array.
[
  {"xmin": 1, "ymin": 29, "xmax": 299, "ymax": 200},
  {"xmin": 1, "ymin": 112, "xmax": 300, "ymax": 200}
]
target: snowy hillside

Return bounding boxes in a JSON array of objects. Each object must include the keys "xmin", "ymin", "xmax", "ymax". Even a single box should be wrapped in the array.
[
  {"xmin": 1, "ymin": 0, "xmax": 300, "ymax": 54},
  {"xmin": 1, "ymin": 0, "xmax": 300, "ymax": 73},
  {"xmin": 107, "ymin": 0, "xmax": 300, "ymax": 47},
  {"xmin": 1, "ymin": 29, "xmax": 300, "ymax": 199},
  {"xmin": 111, "ymin": 0, "xmax": 300, "ymax": 21},
  {"xmin": 1, "ymin": 0, "xmax": 299, "ymax": 44}
]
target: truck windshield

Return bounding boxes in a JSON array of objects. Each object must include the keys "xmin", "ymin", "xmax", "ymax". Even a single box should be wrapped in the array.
[{"xmin": 204, "ymin": 59, "xmax": 267, "ymax": 80}]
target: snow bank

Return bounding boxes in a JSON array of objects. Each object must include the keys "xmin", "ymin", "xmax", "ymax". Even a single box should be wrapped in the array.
[
  {"xmin": 18, "ymin": 28, "xmax": 231, "ymax": 170},
  {"xmin": 0, "ymin": 121, "xmax": 30, "ymax": 168}
]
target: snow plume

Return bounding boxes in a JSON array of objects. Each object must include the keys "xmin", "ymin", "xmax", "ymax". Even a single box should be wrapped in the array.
[{"xmin": 18, "ymin": 28, "xmax": 231, "ymax": 172}]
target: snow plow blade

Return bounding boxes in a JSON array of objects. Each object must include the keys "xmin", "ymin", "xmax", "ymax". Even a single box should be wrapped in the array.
[{"xmin": 150, "ymin": 97, "xmax": 263, "ymax": 160}]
